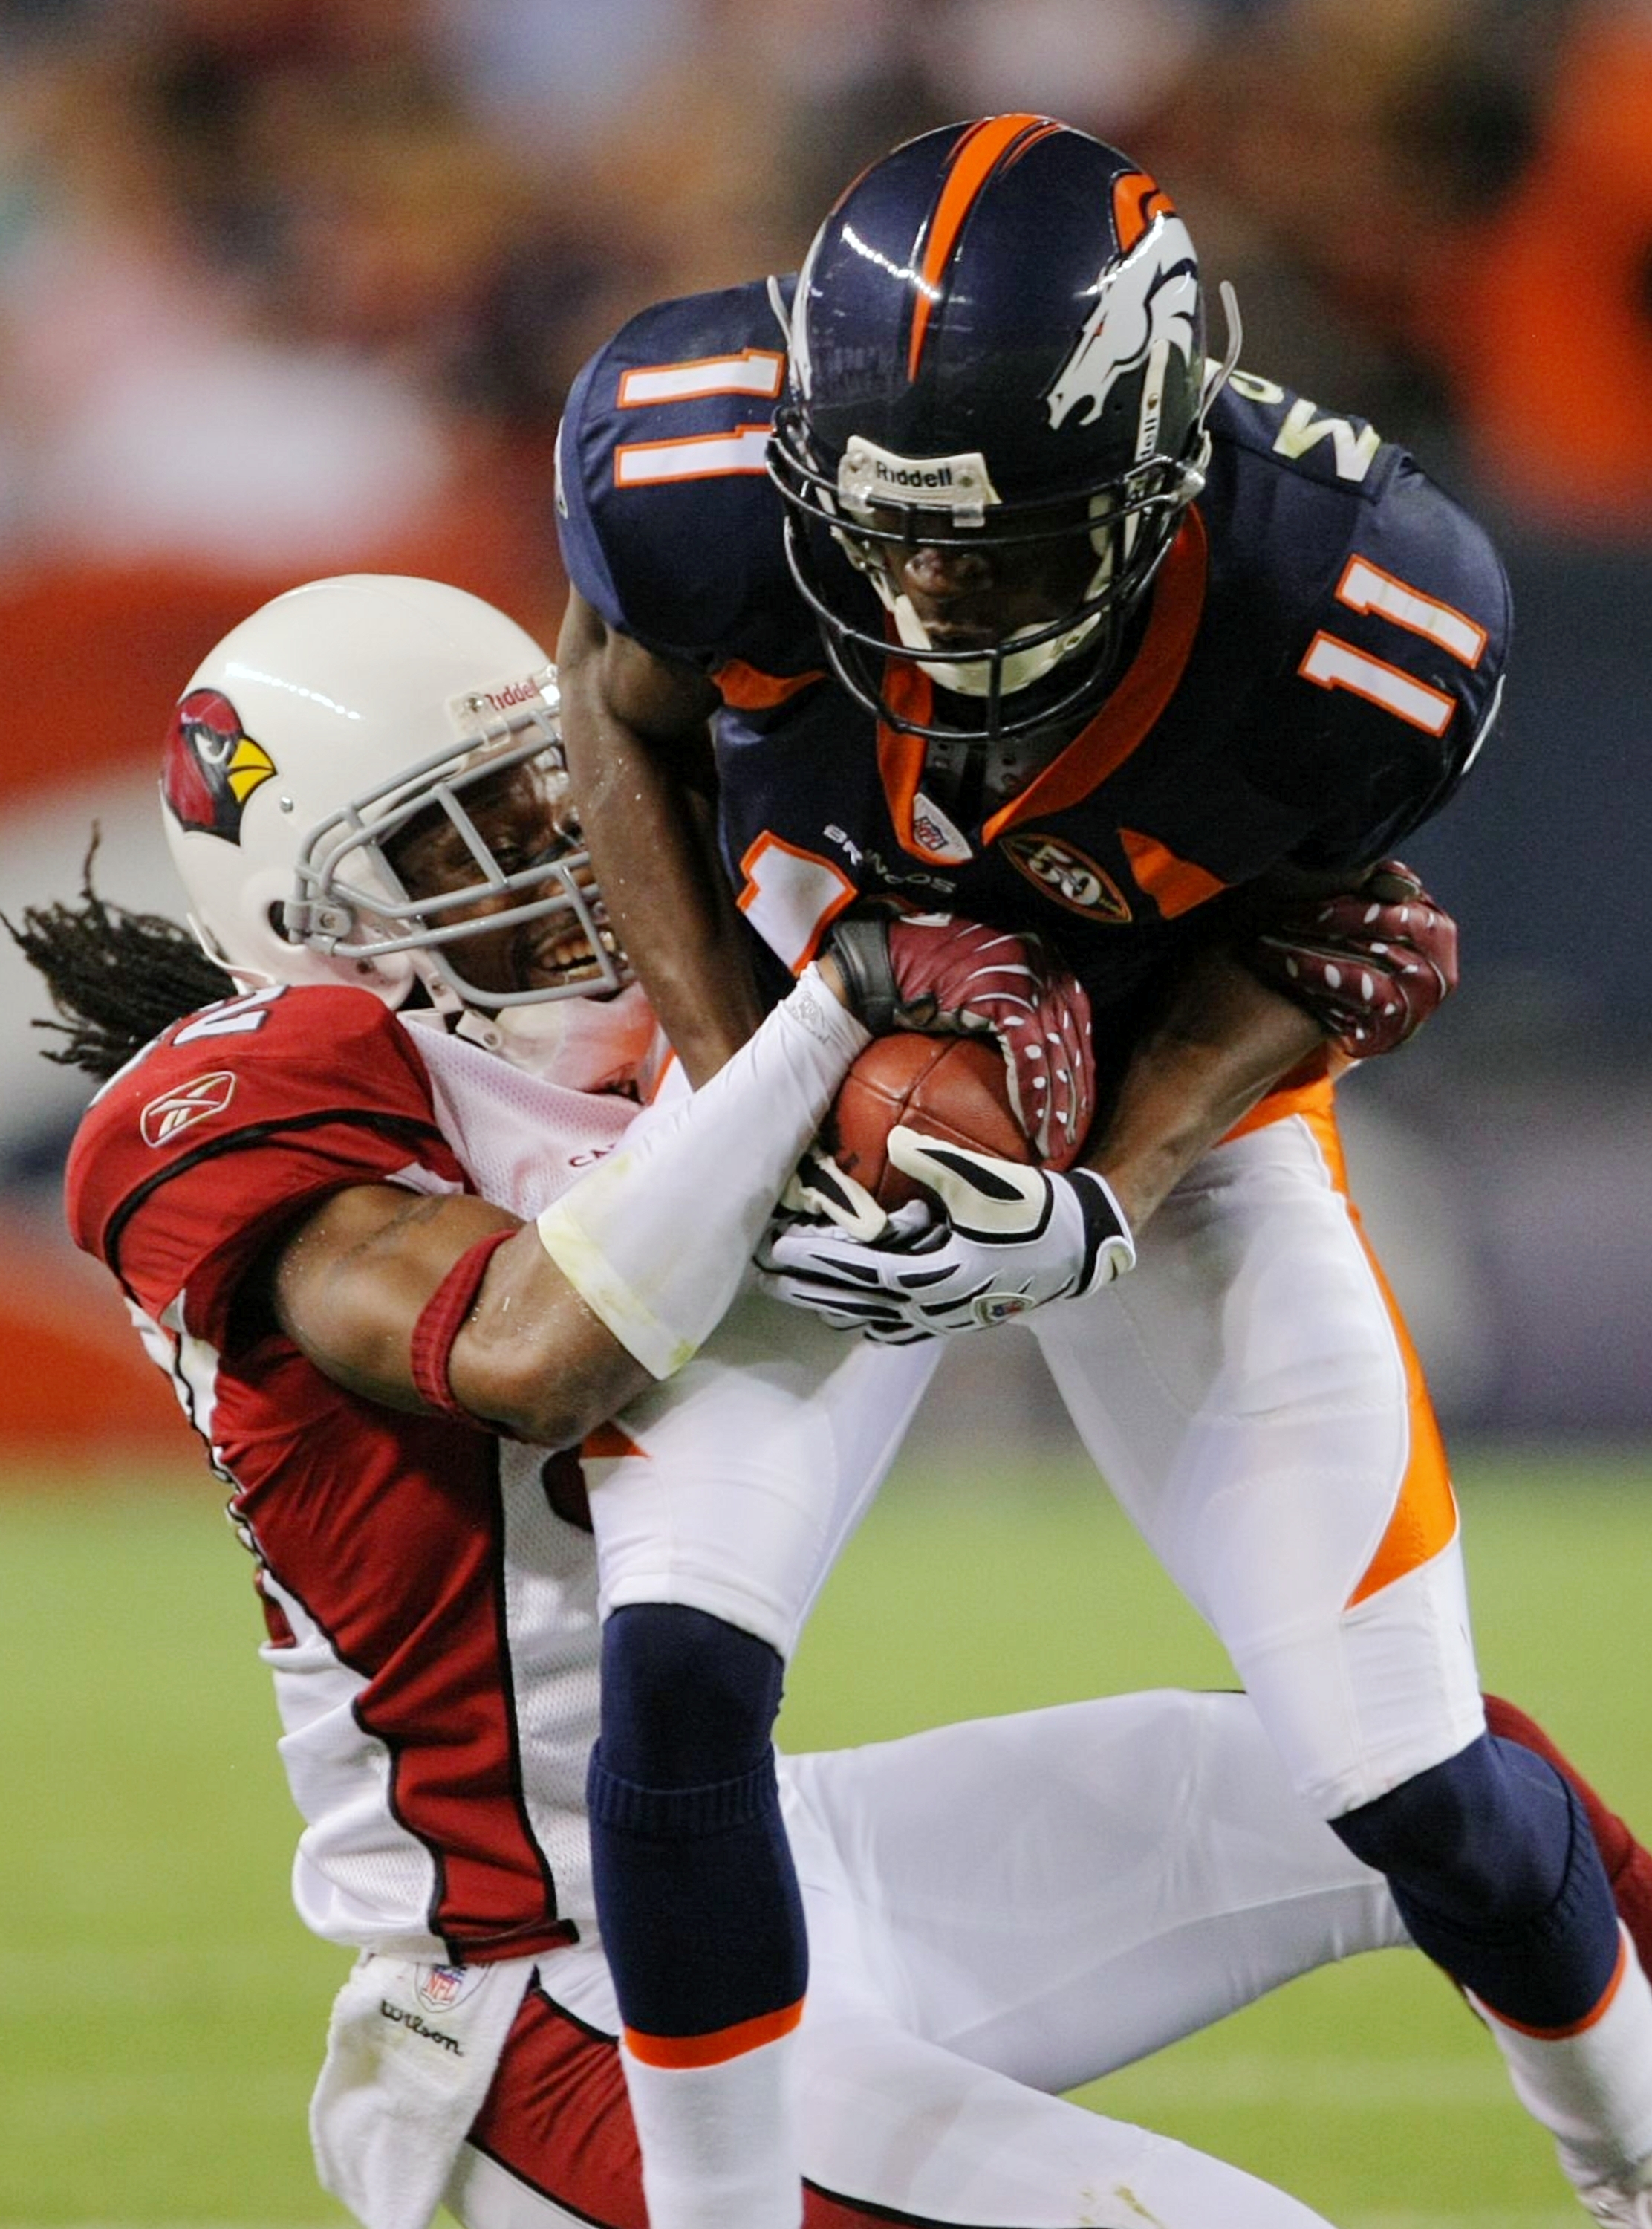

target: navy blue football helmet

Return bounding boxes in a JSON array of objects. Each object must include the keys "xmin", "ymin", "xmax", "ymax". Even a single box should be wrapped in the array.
[{"xmin": 768, "ymin": 114, "xmax": 1236, "ymax": 744}]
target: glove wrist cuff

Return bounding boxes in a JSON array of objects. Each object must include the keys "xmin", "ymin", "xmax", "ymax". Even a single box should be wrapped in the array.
[
  {"xmin": 825, "ymin": 916, "xmax": 901, "ymax": 1031},
  {"xmin": 1067, "ymin": 1169, "xmax": 1136, "ymax": 1294}
]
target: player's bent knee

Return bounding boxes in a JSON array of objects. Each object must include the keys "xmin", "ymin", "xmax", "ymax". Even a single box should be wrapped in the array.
[
  {"xmin": 1330, "ymin": 1732, "xmax": 1577, "ymax": 1921},
  {"xmin": 599, "ymin": 1602, "xmax": 784, "ymax": 1786}
]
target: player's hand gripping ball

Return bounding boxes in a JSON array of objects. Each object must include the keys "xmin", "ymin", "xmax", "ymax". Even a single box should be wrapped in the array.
[
  {"xmin": 762, "ymin": 1130, "xmax": 1135, "ymax": 1341},
  {"xmin": 827, "ymin": 1033, "xmax": 1035, "ymax": 1212},
  {"xmin": 1243, "ymin": 860, "xmax": 1459, "ymax": 1057},
  {"xmin": 825, "ymin": 910, "xmax": 1096, "ymax": 1188}
]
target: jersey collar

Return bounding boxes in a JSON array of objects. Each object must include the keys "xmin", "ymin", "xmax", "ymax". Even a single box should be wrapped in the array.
[{"xmin": 877, "ymin": 506, "xmax": 1210, "ymax": 861}]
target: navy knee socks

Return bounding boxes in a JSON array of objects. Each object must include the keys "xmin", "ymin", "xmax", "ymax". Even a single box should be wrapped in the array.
[
  {"xmin": 588, "ymin": 1603, "xmax": 805, "ymax": 2044},
  {"xmin": 1333, "ymin": 1732, "xmax": 1622, "ymax": 2027}
]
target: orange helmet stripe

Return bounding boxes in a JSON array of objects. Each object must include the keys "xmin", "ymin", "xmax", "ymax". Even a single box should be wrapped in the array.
[
  {"xmin": 1112, "ymin": 168, "xmax": 1176, "ymax": 253},
  {"xmin": 907, "ymin": 114, "xmax": 1058, "ymax": 381}
]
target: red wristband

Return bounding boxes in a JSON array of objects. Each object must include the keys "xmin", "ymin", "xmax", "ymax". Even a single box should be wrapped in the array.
[{"xmin": 409, "ymin": 1227, "xmax": 516, "ymax": 1427}]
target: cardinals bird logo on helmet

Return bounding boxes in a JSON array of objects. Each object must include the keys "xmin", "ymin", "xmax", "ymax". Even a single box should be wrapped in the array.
[
  {"xmin": 162, "ymin": 690, "xmax": 277, "ymax": 844},
  {"xmin": 160, "ymin": 577, "xmax": 631, "ymax": 1025}
]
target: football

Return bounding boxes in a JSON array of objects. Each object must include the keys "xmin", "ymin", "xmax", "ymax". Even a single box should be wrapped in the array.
[{"xmin": 827, "ymin": 1032, "xmax": 1034, "ymax": 1211}]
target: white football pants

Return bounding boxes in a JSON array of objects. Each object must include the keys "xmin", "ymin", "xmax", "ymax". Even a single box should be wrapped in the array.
[
  {"xmin": 1029, "ymin": 1107, "xmax": 1486, "ymax": 1817},
  {"xmin": 444, "ymin": 1687, "xmax": 1403, "ymax": 2228},
  {"xmin": 589, "ymin": 1106, "xmax": 1483, "ymax": 1819}
]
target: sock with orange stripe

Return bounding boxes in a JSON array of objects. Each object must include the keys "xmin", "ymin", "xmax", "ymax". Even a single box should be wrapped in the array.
[
  {"xmin": 1335, "ymin": 1732, "xmax": 1652, "ymax": 2186},
  {"xmin": 1333, "ymin": 1733, "xmax": 1621, "ymax": 2025},
  {"xmin": 1471, "ymin": 1927, "xmax": 1652, "ymax": 2190},
  {"xmin": 620, "ymin": 2030, "xmax": 802, "ymax": 2229},
  {"xmin": 588, "ymin": 1604, "xmax": 806, "ymax": 2229}
]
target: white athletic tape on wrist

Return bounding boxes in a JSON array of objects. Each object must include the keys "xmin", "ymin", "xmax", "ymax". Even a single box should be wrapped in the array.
[{"xmin": 536, "ymin": 965, "xmax": 870, "ymax": 1378}]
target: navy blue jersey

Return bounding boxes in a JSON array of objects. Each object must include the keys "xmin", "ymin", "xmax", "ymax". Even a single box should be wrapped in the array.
[{"xmin": 557, "ymin": 279, "xmax": 1508, "ymax": 1020}]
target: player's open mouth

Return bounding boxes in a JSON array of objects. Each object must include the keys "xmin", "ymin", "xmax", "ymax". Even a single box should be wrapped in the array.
[{"xmin": 521, "ymin": 914, "xmax": 626, "ymax": 990}]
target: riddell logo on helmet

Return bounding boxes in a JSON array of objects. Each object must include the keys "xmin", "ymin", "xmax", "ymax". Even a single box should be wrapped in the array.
[
  {"xmin": 877, "ymin": 462, "xmax": 955, "ymax": 490},
  {"xmin": 475, "ymin": 676, "xmax": 542, "ymax": 713},
  {"xmin": 839, "ymin": 439, "xmax": 1001, "ymax": 521}
]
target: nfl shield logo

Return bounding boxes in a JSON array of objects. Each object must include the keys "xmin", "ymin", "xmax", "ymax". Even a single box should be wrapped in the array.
[{"xmin": 415, "ymin": 1964, "xmax": 475, "ymax": 2014}]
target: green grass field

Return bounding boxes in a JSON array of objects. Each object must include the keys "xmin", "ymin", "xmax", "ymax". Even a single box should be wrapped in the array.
[{"xmin": 3, "ymin": 1444, "xmax": 1648, "ymax": 2228}]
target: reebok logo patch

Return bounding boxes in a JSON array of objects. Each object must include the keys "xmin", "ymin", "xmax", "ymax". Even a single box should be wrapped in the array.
[{"xmin": 140, "ymin": 1070, "xmax": 238, "ymax": 1147}]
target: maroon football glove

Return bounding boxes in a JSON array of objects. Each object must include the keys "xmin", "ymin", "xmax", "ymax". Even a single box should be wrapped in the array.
[
  {"xmin": 1244, "ymin": 860, "xmax": 1460, "ymax": 1057},
  {"xmin": 827, "ymin": 911, "xmax": 1096, "ymax": 1163}
]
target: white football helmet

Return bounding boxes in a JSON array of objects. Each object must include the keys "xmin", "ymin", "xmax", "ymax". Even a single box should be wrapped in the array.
[{"xmin": 160, "ymin": 574, "xmax": 628, "ymax": 1016}]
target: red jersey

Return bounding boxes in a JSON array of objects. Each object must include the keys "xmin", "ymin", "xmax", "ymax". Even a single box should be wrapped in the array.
[{"xmin": 67, "ymin": 982, "xmax": 637, "ymax": 1963}]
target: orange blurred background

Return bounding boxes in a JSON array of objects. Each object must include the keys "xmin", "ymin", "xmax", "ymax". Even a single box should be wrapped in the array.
[{"xmin": 4, "ymin": 0, "xmax": 1651, "ymax": 1457}]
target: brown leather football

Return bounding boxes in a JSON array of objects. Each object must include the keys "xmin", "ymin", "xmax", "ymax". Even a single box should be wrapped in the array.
[{"xmin": 827, "ymin": 1034, "xmax": 1033, "ymax": 1211}]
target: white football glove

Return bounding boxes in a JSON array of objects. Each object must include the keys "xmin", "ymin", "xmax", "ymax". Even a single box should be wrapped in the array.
[
  {"xmin": 758, "ymin": 1126, "xmax": 1135, "ymax": 1342},
  {"xmin": 775, "ymin": 1143, "xmax": 889, "ymax": 1240}
]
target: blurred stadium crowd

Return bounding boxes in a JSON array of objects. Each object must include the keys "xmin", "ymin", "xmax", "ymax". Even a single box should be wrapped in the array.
[
  {"xmin": 6, "ymin": 0, "xmax": 1652, "ymax": 580},
  {"xmin": 3, "ymin": 0, "xmax": 1651, "ymax": 1453}
]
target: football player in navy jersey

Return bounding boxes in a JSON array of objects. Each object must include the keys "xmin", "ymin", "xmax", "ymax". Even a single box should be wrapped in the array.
[
  {"xmin": 553, "ymin": 117, "xmax": 1652, "ymax": 2226},
  {"xmin": 20, "ymin": 574, "xmax": 1652, "ymax": 2229}
]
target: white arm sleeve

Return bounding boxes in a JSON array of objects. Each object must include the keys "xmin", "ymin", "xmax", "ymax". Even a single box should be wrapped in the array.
[{"xmin": 535, "ymin": 964, "xmax": 870, "ymax": 1377}]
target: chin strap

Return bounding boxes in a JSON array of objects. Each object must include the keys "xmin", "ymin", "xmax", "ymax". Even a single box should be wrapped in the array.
[
  {"xmin": 1201, "ymin": 279, "xmax": 1243, "ymax": 419},
  {"xmin": 764, "ymin": 272, "xmax": 793, "ymax": 348}
]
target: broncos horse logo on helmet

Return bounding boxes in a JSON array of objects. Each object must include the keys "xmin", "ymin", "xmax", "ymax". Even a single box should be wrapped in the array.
[
  {"xmin": 767, "ymin": 116, "xmax": 1239, "ymax": 746},
  {"xmin": 1045, "ymin": 172, "xmax": 1201, "ymax": 435}
]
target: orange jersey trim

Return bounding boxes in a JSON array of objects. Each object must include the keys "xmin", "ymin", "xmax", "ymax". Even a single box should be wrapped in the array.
[
  {"xmin": 713, "ymin": 659, "xmax": 825, "ymax": 711},
  {"xmin": 980, "ymin": 509, "xmax": 1209, "ymax": 842},
  {"xmin": 1117, "ymin": 827, "xmax": 1226, "ymax": 918},
  {"xmin": 1480, "ymin": 1931, "xmax": 1628, "ymax": 2040},
  {"xmin": 875, "ymin": 665, "xmax": 947, "ymax": 861},
  {"xmin": 617, "ymin": 350, "xmax": 785, "ymax": 408},
  {"xmin": 873, "ymin": 509, "xmax": 1209, "ymax": 861},
  {"xmin": 1220, "ymin": 1071, "xmax": 1460, "ymax": 1611},
  {"xmin": 624, "ymin": 1997, "xmax": 804, "ymax": 2069},
  {"xmin": 1333, "ymin": 554, "xmax": 1488, "ymax": 666},
  {"xmin": 613, "ymin": 424, "xmax": 773, "ymax": 487},
  {"xmin": 908, "ymin": 115, "xmax": 1056, "ymax": 380},
  {"xmin": 1297, "ymin": 629, "xmax": 1457, "ymax": 737},
  {"xmin": 734, "ymin": 829, "xmax": 859, "ymax": 967}
]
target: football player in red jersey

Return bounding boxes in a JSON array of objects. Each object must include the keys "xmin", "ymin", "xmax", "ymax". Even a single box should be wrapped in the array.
[
  {"xmin": 19, "ymin": 574, "xmax": 1652, "ymax": 2229},
  {"xmin": 553, "ymin": 116, "xmax": 1652, "ymax": 2228}
]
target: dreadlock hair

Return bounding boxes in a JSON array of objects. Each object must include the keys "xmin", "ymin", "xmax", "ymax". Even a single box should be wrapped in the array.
[{"xmin": 2, "ymin": 832, "xmax": 236, "ymax": 1081}]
